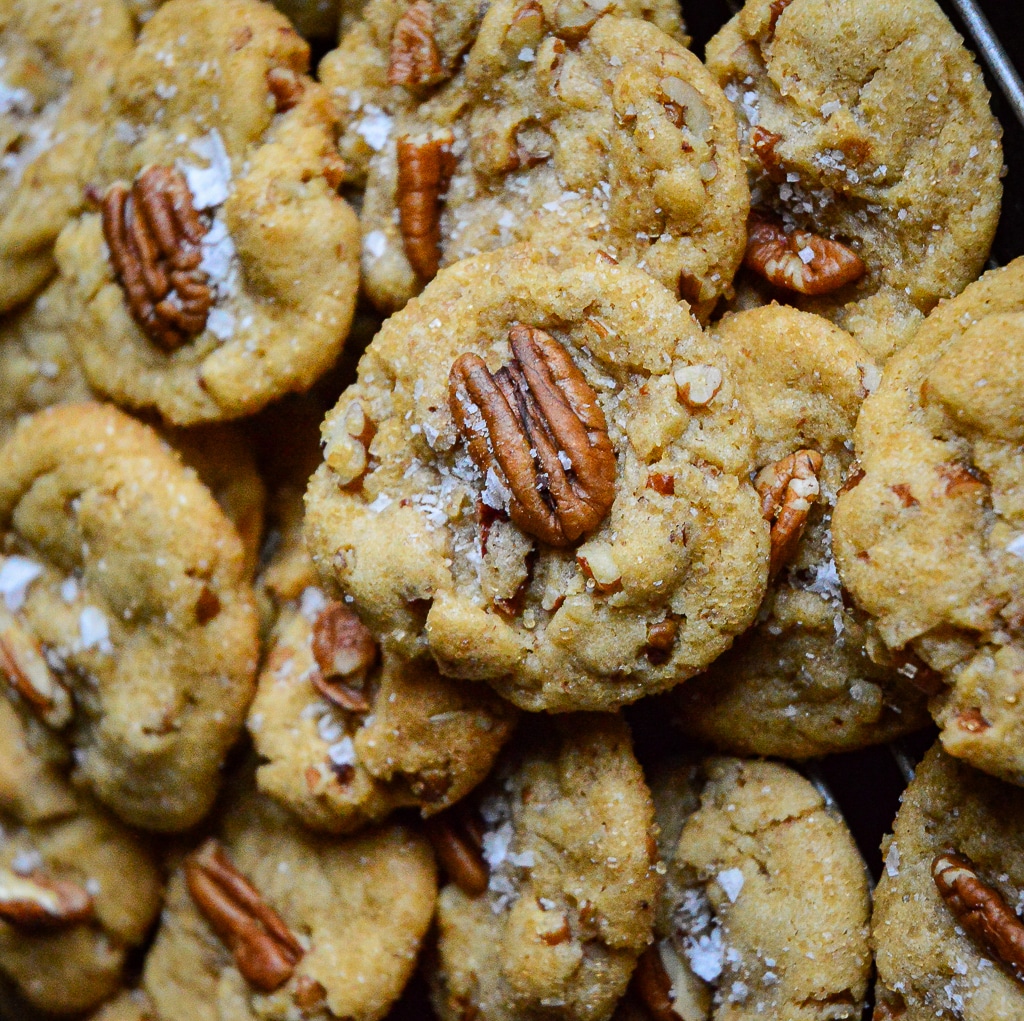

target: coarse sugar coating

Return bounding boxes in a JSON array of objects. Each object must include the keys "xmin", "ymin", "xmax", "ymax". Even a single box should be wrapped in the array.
[
  {"xmin": 304, "ymin": 244, "xmax": 769, "ymax": 712},
  {"xmin": 873, "ymin": 744, "xmax": 1024, "ymax": 1020},
  {"xmin": 0, "ymin": 0, "xmax": 135, "ymax": 313},
  {"xmin": 429, "ymin": 713, "xmax": 659, "ymax": 1021},
  {"xmin": 674, "ymin": 305, "xmax": 928, "ymax": 757},
  {"xmin": 143, "ymin": 781, "xmax": 437, "ymax": 1021},
  {"xmin": 55, "ymin": 0, "xmax": 361, "ymax": 425},
  {"xmin": 706, "ymin": 0, "xmax": 1003, "ymax": 362},
  {"xmin": 832, "ymin": 259, "xmax": 1024, "ymax": 785},
  {"xmin": 0, "ymin": 402, "xmax": 259, "ymax": 831}
]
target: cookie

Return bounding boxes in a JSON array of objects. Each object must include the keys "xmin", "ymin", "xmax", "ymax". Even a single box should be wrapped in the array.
[
  {"xmin": 143, "ymin": 781, "xmax": 437, "ymax": 1021},
  {"xmin": 0, "ymin": 402, "xmax": 259, "ymax": 830},
  {"xmin": 873, "ymin": 743, "xmax": 1024, "ymax": 1019},
  {"xmin": 88, "ymin": 990, "xmax": 157, "ymax": 1021},
  {"xmin": 304, "ymin": 245, "xmax": 769, "ymax": 712},
  {"xmin": 0, "ymin": 0, "xmax": 135, "ymax": 313},
  {"xmin": 330, "ymin": 1, "xmax": 746, "ymax": 318},
  {"xmin": 674, "ymin": 305, "xmax": 929, "ymax": 758},
  {"xmin": 623, "ymin": 756, "xmax": 871, "ymax": 1021},
  {"xmin": 706, "ymin": 0, "xmax": 1003, "ymax": 361},
  {"xmin": 428, "ymin": 714, "xmax": 658, "ymax": 1021},
  {"xmin": 54, "ymin": 0, "xmax": 361, "ymax": 425},
  {"xmin": 833, "ymin": 259, "xmax": 1024, "ymax": 785}
]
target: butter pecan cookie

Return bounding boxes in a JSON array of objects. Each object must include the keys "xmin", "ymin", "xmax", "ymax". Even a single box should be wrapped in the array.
[
  {"xmin": 706, "ymin": 0, "xmax": 1003, "ymax": 362},
  {"xmin": 0, "ymin": 402, "xmax": 259, "ymax": 830},
  {"xmin": 873, "ymin": 743, "xmax": 1024, "ymax": 1020},
  {"xmin": 833, "ymin": 259, "xmax": 1024, "ymax": 786},
  {"xmin": 55, "ymin": 0, "xmax": 360, "ymax": 425},
  {"xmin": 429, "ymin": 714, "xmax": 658, "ymax": 1021},
  {"xmin": 621, "ymin": 756, "xmax": 870, "ymax": 1021},
  {"xmin": 674, "ymin": 305, "xmax": 929, "ymax": 757},
  {"xmin": 143, "ymin": 781, "xmax": 437, "ymax": 1021},
  {"xmin": 0, "ymin": 0, "xmax": 135, "ymax": 313},
  {"xmin": 304, "ymin": 245, "xmax": 769, "ymax": 712}
]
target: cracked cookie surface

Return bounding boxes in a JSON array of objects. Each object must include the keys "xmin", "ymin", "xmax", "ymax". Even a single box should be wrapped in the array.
[{"xmin": 304, "ymin": 245, "xmax": 769, "ymax": 712}]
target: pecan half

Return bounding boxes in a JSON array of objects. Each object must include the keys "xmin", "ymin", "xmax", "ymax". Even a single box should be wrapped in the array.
[
  {"xmin": 0, "ymin": 610, "xmax": 72, "ymax": 729},
  {"xmin": 449, "ymin": 325, "xmax": 616, "ymax": 547},
  {"xmin": 933, "ymin": 852, "xmax": 1024, "ymax": 980},
  {"xmin": 744, "ymin": 212, "xmax": 865, "ymax": 296},
  {"xmin": 397, "ymin": 132, "xmax": 456, "ymax": 281},
  {"xmin": 102, "ymin": 166, "xmax": 212, "ymax": 351},
  {"xmin": 388, "ymin": 1, "xmax": 444, "ymax": 88},
  {"xmin": 425, "ymin": 810, "xmax": 488, "ymax": 896},
  {"xmin": 0, "ymin": 869, "xmax": 94, "ymax": 930},
  {"xmin": 185, "ymin": 839, "xmax": 304, "ymax": 992},
  {"xmin": 756, "ymin": 450, "xmax": 824, "ymax": 579},
  {"xmin": 311, "ymin": 601, "xmax": 377, "ymax": 713}
]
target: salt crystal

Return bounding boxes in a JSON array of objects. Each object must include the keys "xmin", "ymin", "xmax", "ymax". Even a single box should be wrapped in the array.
[
  {"xmin": 0, "ymin": 557, "xmax": 43, "ymax": 611},
  {"xmin": 79, "ymin": 606, "xmax": 113, "ymax": 653},
  {"xmin": 180, "ymin": 130, "xmax": 232, "ymax": 209},
  {"xmin": 885, "ymin": 842, "xmax": 900, "ymax": 878},
  {"xmin": 354, "ymin": 108, "xmax": 392, "ymax": 151},
  {"xmin": 797, "ymin": 246, "xmax": 815, "ymax": 265},
  {"xmin": 717, "ymin": 868, "xmax": 744, "ymax": 902},
  {"xmin": 299, "ymin": 586, "xmax": 328, "ymax": 621},
  {"xmin": 363, "ymin": 230, "xmax": 387, "ymax": 261},
  {"xmin": 327, "ymin": 736, "xmax": 356, "ymax": 766},
  {"xmin": 206, "ymin": 307, "xmax": 235, "ymax": 340},
  {"xmin": 1007, "ymin": 535, "xmax": 1024, "ymax": 560},
  {"xmin": 518, "ymin": 47, "xmax": 535, "ymax": 62}
]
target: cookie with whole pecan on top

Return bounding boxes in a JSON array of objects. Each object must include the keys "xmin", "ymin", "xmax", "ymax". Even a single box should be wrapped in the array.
[
  {"xmin": 54, "ymin": 0, "xmax": 361, "ymax": 425},
  {"xmin": 304, "ymin": 244, "xmax": 770, "ymax": 712}
]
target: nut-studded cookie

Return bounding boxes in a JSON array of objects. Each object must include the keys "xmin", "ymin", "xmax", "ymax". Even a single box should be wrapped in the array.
[
  {"xmin": 304, "ymin": 245, "xmax": 769, "ymax": 712},
  {"xmin": 674, "ymin": 305, "xmax": 929, "ymax": 758},
  {"xmin": 622, "ymin": 756, "xmax": 871, "ymax": 1021},
  {"xmin": 0, "ymin": 402, "xmax": 259, "ymax": 830},
  {"xmin": 833, "ymin": 259, "xmax": 1024, "ymax": 786},
  {"xmin": 0, "ymin": 0, "xmax": 135, "ymax": 313},
  {"xmin": 706, "ymin": 0, "xmax": 1003, "ymax": 362},
  {"xmin": 873, "ymin": 744, "xmax": 1024, "ymax": 1019},
  {"xmin": 143, "ymin": 781, "xmax": 437, "ymax": 1021},
  {"xmin": 55, "ymin": 0, "xmax": 361, "ymax": 425},
  {"xmin": 333, "ymin": 1, "xmax": 747, "ymax": 319},
  {"xmin": 428, "ymin": 714, "xmax": 658, "ymax": 1021}
]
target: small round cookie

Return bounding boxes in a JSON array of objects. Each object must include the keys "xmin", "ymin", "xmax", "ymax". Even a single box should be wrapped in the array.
[
  {"xmin": 624, "ymin": 756, "xmax": 870, "ymax": 1021},
  {"xmin": 428, "ymin": 714, "xmax": 658, "ymax": 1021},
  {"xmin": 706, "ymin": 0, "xmax": 1003, "ymax": 361},
  {"xmin": 304, "ymin": 245, "xmax": 769, "ymax": 712},
  {"xmin": 0, "ymin": 402, "xmax": 259, "ymax": 831},
  {"xmin": 873, "ymin": 743, "xmax": 1024, "ymax": 1019},
  {"xmin": 143, "ymin": 782, "xmax": 437, "ymax": 1021},
  {"xmin": 0, "ymin": 0, "xmax": 135, "ymax": 313},
  {"xmin": 833, "ymin": 259, "xmax": 1024, "ymax": 786},
  {"xmin": 674, "ymin": 305, "xmax": 929, "ymax": 758},
  {"xmin": 55, "ymin": 0, "xmax": 361, "ymax": 425},
  {"xmin": 341, "ymin": 2, "xmax": 747, "ymax": 318}
]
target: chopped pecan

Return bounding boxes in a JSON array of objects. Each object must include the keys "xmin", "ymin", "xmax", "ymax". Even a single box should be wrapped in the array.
[
  {"xmin": 756, "ymin": 450, "xmax": 824, "ymax": 579},
  {"xmin": 449, "ymin": 325, "xmax": 616, "ymax": 547},
  {"xmin": 744, "ymin": 212, "xmax": 865, "ymax": 296},
  {"xmin": 645, "ymin": 618, "xmax": 678, "ymax": 665},
  {"xmin": 932, "ymin": 852, "xmax": 1024, "ymax": 979},
  {"xmin": 185, "ymin": 839, "xmax": 304, "ymax": 992},
  {"xmin": 266, "ymin": 66, "xmax": 305, "ymax": 112},
  {"xmin": 633, "ymin": 946, "xmax": 677, "ymax": 1021},
  {"xmin": 0, "ymin": 610, "xmax": 72, "ymax": 729},
  {"xmin": 425, "ymin": 810, "xmax": 488, "ymax": 896},
  {"xmin": 647, "ymin": 473, "xmax": 675, "ymax": 496},
  {"xmin": 767, "ymin": 0, "xmax": 795, "ymax": 35},
  {"xmin": 937, "ymin": 461, "xmax": 989, "ymax": 497},
  {"xmin": 396, "ymin": 132, "xmax": 456, "ymax": 281},
  {"xmin": 0, "ymin": 869, "xmax": 94, "ymax": 930},
  {"xmin": 674, "ymin": 364, "xmax": 723, "ymax": 408},
  {"xmin": 576, "ymin": 543, "xmax": 622, "ymax": 594},
  {"xmin": 325, "ymin": 401, "xmax": 376, "ymax": 489},
  {"xmin": 293, "ymin": 975, "xmax": 327, "ymax": 1009},
  {"xmin": 838, "ymin": 463, "xmax": 865, "ymax": 496},
  {"xmin": 890, "ymin": 483, "xmax": 919, "ymax": 509},
  {"xmin": 956, "ymin": 708, "xmax": 991, "ymax": 733},
  {"xmin": 388, "ymin": 1, "xmax": 444, "ymax": 88},
  {"xmin": 750, "ymin": 126, "xmax": 784, "ymax": 170},
  {"xmin": 102, "ymin": 166, "xmax": 212, "ymax": 350},
  {"xmin": 310, "ymin": 601, "xmax": 377, "ymax": 713}
]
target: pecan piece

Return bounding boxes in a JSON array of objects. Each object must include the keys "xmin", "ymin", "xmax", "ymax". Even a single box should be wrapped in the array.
[
  {"xmin": 185, "ymin": 839, "xmax": 304, "ymax": 992},
  {"xmin": 425, "ymin": 810, "xmax": 488, "ymax": 896},
  {"xmin": 0, "ymin": 869, "xmax": 94, "ymax": 930},
  {"xmin": 744, "ymin": 212, "xmax": 865, "ymax": 296},
  {"xmin": 310, "ymin": 601, "xmax": 377, "ymax": 713},
  {"xmin": 396, "ymin": 132, "xmax": 456, "ymax": 281},
  {"xmin": 102, "ymin": 166, "xmax": 212, "ymax": 350},
  {"xmin": 755, "ymin": 450, "xmax": 824, "ymax": 579},
  {"xmin": 933, "ymin": 852, "xmax": 1024, "ymax": 979},
  {"xmin": 388, "ymin": 1, "xmax": 444, "ymax": 88},
  {"xmin": 449, "ymin": 325, "xmax": 616, "ymax": 547},
  {"xmin": 749, "ymin": 125, "xmax": 784, "ymax": 171},
  {"xmin": 266, "ymin": 66, "xmax": 305, "ymax": 112},
  {"xmin": 0, "ymin": 609, "xmax": 72, "ymax": 729}
]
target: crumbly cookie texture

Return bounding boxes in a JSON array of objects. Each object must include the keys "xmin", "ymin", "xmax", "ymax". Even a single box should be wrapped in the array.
[
  {"xmin": 707, "ymin": 0, "xmax": 1003, "ymax": 362},
  {"xmin": 833, "ymin": 259, "xmax": 1024, "ymax": 785},
  {"xmin": 347, "ymin": 4, "xmax": 747, "ymax": 318},
  {"xmin": 430, "ymin": 714, "xmax": 659, "ymax": 1021},
  {"xmin": 143, "ymin": 782, "xmax": 437, "ymax": 1021},
  {"xmin": 304, "ymin": 245, "xmax": 769, "ymax": 712},
  {"xmin": 629, "ymin": 756, "xmax": 870, "ymax": 1021},
  {"xmin": 0, "ymin": 0, "xmax": 135, "ymax": 312},
  {"xmin": 87, "ymin": 990, "xmax": 158, "ymax": 1021},
  {"xmin": 675, "ymin": 305, "xmax": 928, "ymax": 757},
  {"xmin": 0, "ymin": 402, "xmax": 259, "ymax": 830},
  {"xmin": 873, "ymin": 744, "xmax": 1024, "ymax": 1020},
  {"xmin": 55, "ymin": 0, "xmax": 360, "ymax": 425}
]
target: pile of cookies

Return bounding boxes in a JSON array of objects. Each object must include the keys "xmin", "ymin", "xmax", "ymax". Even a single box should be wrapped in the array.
[{"xmin": 0, "ymin": 0, "xmax": 1021, "ymax": 1018}]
